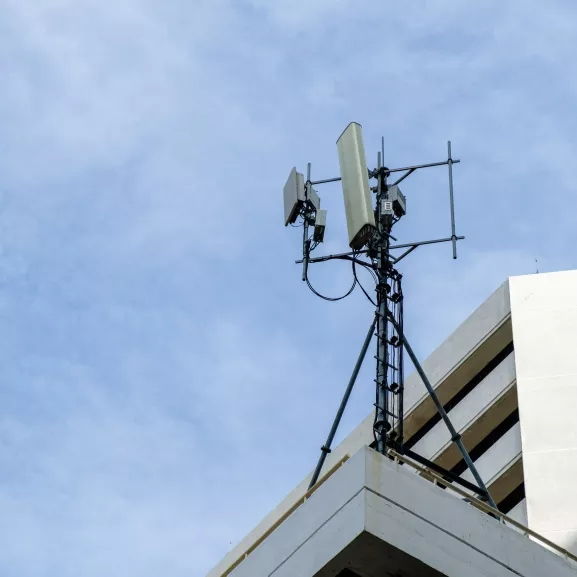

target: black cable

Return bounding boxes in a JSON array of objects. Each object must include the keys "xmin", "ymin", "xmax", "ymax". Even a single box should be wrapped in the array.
[
  {"xmin": 352, "ymin": 253, "xmax": 377, "ymax": 306},
  {"xmin": 334, "ymin": 255, "xmax": 377, "ymax": 284},
  {"xmin": 353, "ymin": 258, "xmax": 379, "ymax": 282},
  {"xmin": 366, "ymin": 263, "xmax": 379, "ymax": 286},
  {"xmin": 305, "ymin": 277, "xmax": 356, "ymax": 301},
  {"xmin": 304, "ymin": 261, "xmax": 357, "ymax": 302},
  {"xmin": 350, "ymin": 253, "xmax": 378, "ymax": 280}
]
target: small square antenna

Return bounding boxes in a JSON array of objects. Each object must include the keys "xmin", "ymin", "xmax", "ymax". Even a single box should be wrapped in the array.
[
  {"xmin": 336, "ymin": 122, "xmax": 376, "ymax": 249},
  {"xmin": 387, "ymin": 185, "xmax": 406, "ymax": 217},
  {"xmin": 313, "ymin": 209, "xmax": 327, "ymax": 242},
  {"xmin": 283, "ymin": 167, "xmax": 305, "ymax": 226}
]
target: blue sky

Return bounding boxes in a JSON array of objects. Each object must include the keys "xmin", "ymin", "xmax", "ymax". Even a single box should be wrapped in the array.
[{"xmin": 1, "ymin": 1, "xmax": 576, "ymax": 576}]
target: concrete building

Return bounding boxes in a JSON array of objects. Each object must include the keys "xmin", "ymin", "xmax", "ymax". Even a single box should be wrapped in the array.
[{"xmin": 207, "ymin": 269, "xmax": 577, "ymax": 577}]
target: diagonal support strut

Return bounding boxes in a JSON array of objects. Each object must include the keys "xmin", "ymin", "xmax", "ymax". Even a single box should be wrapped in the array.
[
  {"xmin": 385, "ymin": 310, "xmax": 498, "ymax": 509},
  {"xmin": 308, "ymin": 315, "xmax": 377, "ymax": 489}
]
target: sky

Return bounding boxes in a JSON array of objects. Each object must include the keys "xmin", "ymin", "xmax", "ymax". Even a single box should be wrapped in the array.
[{"xmin": 0, "ymin": 1, "xmax": 577, "ymax": 576}]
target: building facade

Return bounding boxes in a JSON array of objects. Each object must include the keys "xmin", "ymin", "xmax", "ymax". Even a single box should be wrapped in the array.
[{"xmin": 208, "ymin": 269, "xmax": 577, "ymax": 577}]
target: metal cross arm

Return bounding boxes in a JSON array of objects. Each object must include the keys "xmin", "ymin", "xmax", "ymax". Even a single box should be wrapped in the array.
[
  {"xmin": 386, "ymin": 158, "xmax": 461, "ymax": 174},
  {"xmin": 310, "ymin": 157, "xmax": 460, "ymax": 188},
  {"xmin": 295, "ymin": 249, "xmax": 369, "ymax": 265},
  {"xmin": 389, "ymin": 236, "xmax": 465, "ymax": 250}
]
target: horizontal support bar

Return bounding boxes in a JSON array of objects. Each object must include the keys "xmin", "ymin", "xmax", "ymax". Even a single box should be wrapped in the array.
[
  {"xmin": 402, "ymin": 448, "xmax": 488, "ymax": 497},
  {"xmin": 309, "ymin": 158, "xmax": 459, "ymax": 186},
  {"xmin": 385, "ymin": 159, "xmax": 460, "ymax": 174},
  {"xmin": 295, "ymin": 249, "xmax": 368, "ymax": 265},
  {"xmin": 295, "ymin": 237, "xmax": 463, "ymax": 264},
  {"xmin": 310, "ymin": 176, "xmax": 342, "ymax": 185},
  {"xmin": 390, "ymin": 236, "xmax": 465, "ymax": 250}
]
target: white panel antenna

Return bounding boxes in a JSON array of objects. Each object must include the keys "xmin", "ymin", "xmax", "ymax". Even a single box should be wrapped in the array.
[
  {"xmin": 336, "ymin": 122, "xmax": 376, "ymax": 249},
  {"xmin": 283, "ymin": 167, "xmax": 305, "ymax": 226},
  {"xmin": 309, "ymin": 186, "xmax": 321, "ymax": 211}
]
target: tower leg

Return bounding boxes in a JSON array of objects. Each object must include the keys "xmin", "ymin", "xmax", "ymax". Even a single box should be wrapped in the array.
[
  {"xmin": 386, "ymin": 311, "xmax": 497, "ymax": 509},
  {"xmin": 308, "ymin": 315, "xmax": 377, "ymax": 489}
]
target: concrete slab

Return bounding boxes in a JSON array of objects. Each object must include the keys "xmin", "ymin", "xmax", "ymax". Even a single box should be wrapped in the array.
[
  {"xmin": 412, "ymin": 351, "xmax": 516, "ymax": 465},
  {"xmin": 461, "ymin": 422, "xmax": 521, "ymax": 488},
  {"xmin": 224, "ymin": 447, "xmax": 577, "ymax": 577}
]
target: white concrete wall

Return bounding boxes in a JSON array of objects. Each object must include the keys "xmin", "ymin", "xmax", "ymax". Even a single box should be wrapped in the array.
[
  {"xmin": 229, "ymin": 449, "xmax": 367, "ymax": 577},
  {"xmin": 402, "ymin": 281, "xmax": 512, "ymax": 439},
  {"xmin": 461, "ymin": 421, "xmax": 522, "ymax": 489},
  {"xmin": 363, "ymin": 448, "xmax": 576, "ymax": 577},
  {"xmin": 510, "ymin": 269, "xmax": 577, "ymax": 556},
  {"xmin": 226, "ymin": 448, "xmax": 577, "ymax": 577},
  {"xmin": 412, "ymin": 352, "xmax": 516, "ymax": 462},
  {"xmin": 403, "ymin": 279, "xmax": 512, "ymax": 414},
  {"xmin": 508, "ymin": 499, "xmax": 528, "ymax": 525}
]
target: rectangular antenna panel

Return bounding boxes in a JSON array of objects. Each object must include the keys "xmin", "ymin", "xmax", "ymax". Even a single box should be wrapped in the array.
[
  {"xmin": 283, "ymin": 167, "xmax": 305, "ymax": 226},
  {"xmin": 387, "ymin": 184, "xmax": 406, "ymax": 217},
  {"xmin": 336, "ymin": 122, "xmax": 376, "ymax": 249},
  {"xmin": 314, "ymin": 209, "xmax": 327, "ymax": 242},
  {"xmin": 309, "ymin": 186, "xmax": 321, "ymax": 210}
]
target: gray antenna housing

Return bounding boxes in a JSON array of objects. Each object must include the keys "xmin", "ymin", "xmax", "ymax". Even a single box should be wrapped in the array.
[
  {"xmin": 313, "ymin": 209, "xmax": 327, "ymax": 242},
  {"xmin": 309, "ymin": 186, "xmax": 321, "ymax": 211},
  {"xmin": 283, "ymin": 167, "xmax": 305, "ymax": 226},
  {"xmin": 336, "ymin": 122, "xmax": 376, "ymax": 249}
]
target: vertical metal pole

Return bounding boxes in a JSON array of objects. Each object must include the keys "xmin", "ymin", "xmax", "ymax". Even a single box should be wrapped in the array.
[
  {"xmin": 447, "ymin": 141, "xmax": 457, "ymax": 260},
  {"xmin": 302, "ymin": 163, "xmax": 312, "ymax": 281},
  {"xmin": 375, "ymin": 152, "xmax": 390, "ymax": 455},
  {"xmin": 308, "ymin": 315, "xmax": 377, "ymax": 489}
]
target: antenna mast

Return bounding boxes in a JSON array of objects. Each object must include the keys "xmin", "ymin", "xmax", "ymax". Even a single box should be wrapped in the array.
[{"xmin": 283, "ymin": 125, "xmax": 497, "ymax": 509}]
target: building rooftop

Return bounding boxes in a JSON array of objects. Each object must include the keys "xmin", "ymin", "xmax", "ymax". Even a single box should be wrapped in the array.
[{"xmin": 208, "ymin": 269, "xmax": 577, "ymax": 577}]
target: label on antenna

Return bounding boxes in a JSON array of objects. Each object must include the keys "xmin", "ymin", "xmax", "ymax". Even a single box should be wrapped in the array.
[{"xmin": 381, "ymin": 200, "xmax": 393, "ymax": 214}]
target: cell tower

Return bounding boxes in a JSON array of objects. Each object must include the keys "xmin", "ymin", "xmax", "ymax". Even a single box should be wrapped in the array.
[{"xmin": 284, "ymin": 122, "xmax": 497, "ymax": 509}]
